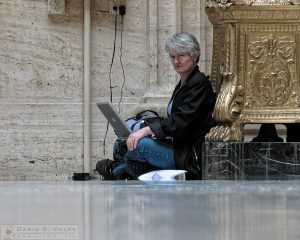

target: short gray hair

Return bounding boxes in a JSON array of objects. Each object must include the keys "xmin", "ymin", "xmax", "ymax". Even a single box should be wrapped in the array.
[{"xmin": 165, "ymin": 32, "xmax": 201, "ymax": 62}]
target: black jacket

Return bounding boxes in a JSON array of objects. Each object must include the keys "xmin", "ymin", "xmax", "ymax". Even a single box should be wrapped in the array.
[{"xmin": 149, "ymin": 66, "xmax": 216, "ymax": 179}]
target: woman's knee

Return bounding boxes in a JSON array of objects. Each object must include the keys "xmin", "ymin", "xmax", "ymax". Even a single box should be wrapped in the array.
[
  {"xmin": 136, "ymin": 137, "xmax": 156, "ymax": 150},
  {"xmin": 125, "ymin": 137, "xmax": 153, "ymax": 160}
]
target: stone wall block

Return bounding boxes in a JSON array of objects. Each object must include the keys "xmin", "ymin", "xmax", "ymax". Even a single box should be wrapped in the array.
[
  {"xmin": 1, "ymin": 0, "xmax": 212, "ymax": 177},
  {"xmin": 0, "ymin": 126, "xmax": 83, "ymax": 174}
]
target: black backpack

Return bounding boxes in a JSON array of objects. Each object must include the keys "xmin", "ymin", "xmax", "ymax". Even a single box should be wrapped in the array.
[{"xmin": 125, "ymin": 110, "xmax": 162, "ymax": 132}]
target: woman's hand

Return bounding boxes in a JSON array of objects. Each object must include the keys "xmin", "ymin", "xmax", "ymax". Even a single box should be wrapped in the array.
[{"xmin": 127, "ymin": 126, "xmax": 154, "ymax": 151}]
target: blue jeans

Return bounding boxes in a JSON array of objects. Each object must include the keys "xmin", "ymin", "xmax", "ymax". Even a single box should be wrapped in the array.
[{"xmin": 112, "ymin": 137, "xmax": 175, "ymax": 176}]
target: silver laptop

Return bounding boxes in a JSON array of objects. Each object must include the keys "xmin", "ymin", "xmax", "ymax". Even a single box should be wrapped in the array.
[{"xmin": 96, "ymin": 102, "xmax": 132, "ymax": 138}]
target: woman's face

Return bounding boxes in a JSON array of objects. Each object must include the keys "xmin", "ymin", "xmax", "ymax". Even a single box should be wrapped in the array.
[{"xmin": 169, "ymin": 52, "xmax": 196, "ymax": 76}]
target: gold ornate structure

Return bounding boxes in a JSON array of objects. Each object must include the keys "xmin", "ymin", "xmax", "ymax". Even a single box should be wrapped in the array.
[{"xmin": 205, "ymin": 0, "xmax": 300, "ymax": 141}]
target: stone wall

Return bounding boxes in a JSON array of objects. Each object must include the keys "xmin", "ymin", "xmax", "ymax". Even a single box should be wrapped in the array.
[{"xmin": 0, "ymin": 0, "xmax": 212, "ymax": 179}]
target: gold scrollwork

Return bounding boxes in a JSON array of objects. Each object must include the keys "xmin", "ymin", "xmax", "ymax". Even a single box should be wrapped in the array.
[
  {"xmin": 206, "ymin": 0, "xmax": 298, "ymax": 7},
  {"xmin": 207, "ymin": 0, "xmax": 233, "ymax": 8},
  {"xmin": 205, "ymin": 124, "xmax": 243, "ymax": 141},
  {"xmin": 213, "ymin": 72, "xmax": 243, "ymax": 122},
  {"xmin": 247, "ymin": 35, "xmax": 295, "ymax": 108}
]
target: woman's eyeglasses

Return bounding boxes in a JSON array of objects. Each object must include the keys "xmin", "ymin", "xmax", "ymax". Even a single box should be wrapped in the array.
[{"xmin": 169, "ymin": 53, "xmax": 190, "ymax": 62}]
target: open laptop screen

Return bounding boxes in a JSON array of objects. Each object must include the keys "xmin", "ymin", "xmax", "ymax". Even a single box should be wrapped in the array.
[{"xmin": 96, "ymin": 102, "xmax": 132, "ymax": 138}]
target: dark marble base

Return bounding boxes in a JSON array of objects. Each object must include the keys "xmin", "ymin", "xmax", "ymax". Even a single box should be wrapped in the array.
[{"xmin": 202, "ymin": 142, "xmax": 300, "ymax": 180}]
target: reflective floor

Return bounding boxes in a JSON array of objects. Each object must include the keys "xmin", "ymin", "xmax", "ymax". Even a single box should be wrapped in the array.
[{"xmin": 0, "ymin": 180, "xmax": 300, "ymax": 240}]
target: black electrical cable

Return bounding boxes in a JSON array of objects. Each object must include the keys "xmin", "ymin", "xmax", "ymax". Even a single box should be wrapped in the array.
[
  {"xmin": 103, "ymin": 14, "xmax": 118, "ymax": 157},
  {"xmin": 118, "ymin": 15, "xmax": 126, "ymax": 111},
  {"xmin": 96, "ymin": 9, "xmax": 110, "ymax": 14},
  {"xmin": 108, "ymin": 14, "xmax": 118, "ymax": 103}
]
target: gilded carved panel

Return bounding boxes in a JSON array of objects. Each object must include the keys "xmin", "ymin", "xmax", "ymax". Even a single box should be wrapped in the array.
[
  {"xmin": 244, "ymin": 32, "xmax": 298, "ymax": 109},
  {"xmin": 206, "ymin": 4, "xmax": 300, "ymax": 141}
]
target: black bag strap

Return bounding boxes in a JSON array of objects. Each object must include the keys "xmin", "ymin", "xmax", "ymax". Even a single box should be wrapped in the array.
[
  {"xmin": 125, "ymin": 116, "xmax": 137, "ymax": 121},
  {"xmin": 135, "ymin": 109, "xmax": 159, "ymax": 118}
]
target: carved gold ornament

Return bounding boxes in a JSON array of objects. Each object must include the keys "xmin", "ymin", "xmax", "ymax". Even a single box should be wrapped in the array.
[
  {"xmin": 206, "ymin": 3, "xmax": 300, "ymax": 141},
  {"xmin": 207, "ymin": 0, "xmax": 300, "ymax": 8}
]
